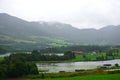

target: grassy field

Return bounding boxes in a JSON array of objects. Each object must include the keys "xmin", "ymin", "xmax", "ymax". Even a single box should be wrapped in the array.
[
  {"xmin": 29, "ymin": 36, "xmax": 73, "ymax": 47},
  {"xmin": 71, "ymin": 52, "xmax": 120, "ymax": 62},
  {"xmin": 27, "ymin": 73, "xmax": 120, "ymax": 80},
  {"xmin": 0, "ymin": 57, "xmax": 4, "ymax": 62}
]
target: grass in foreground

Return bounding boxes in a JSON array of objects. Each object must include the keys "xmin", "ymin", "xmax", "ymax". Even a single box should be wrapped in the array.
[{"xmin": 27, "ymin": 73, "xmax": 120, "ymax": 80}]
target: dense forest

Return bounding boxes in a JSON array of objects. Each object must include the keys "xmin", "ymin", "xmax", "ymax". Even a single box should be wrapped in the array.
[{"xmin": 0, "ymin": 54, "xmax": 39, "ymax": 78}]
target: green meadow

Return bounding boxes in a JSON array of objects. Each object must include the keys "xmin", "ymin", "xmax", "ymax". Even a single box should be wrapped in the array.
[
  {"xmin": 0, "ymin": 57, "xmax": 4, "ymax": 62},
  {"xmin": 27, "ymin": 73, "xmax": 120, "ymax": 80},
  {"xmin": 71, "ymin": 52, "xmax": 120, "ymax": 62}
]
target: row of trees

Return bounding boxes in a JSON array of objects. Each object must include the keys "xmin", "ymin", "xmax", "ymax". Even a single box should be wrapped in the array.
[{"xmin": 7, "ymin": 51, "xmax": 75, "ymax": 62}]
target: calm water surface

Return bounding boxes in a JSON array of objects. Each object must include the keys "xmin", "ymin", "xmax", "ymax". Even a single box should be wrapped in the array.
[
  {"xmin": 37, "ymin": 59, "xmax": 120, "ymax": 73},
  {"xmin": 0, "ymin": 53, "xmax": 11, "ymax": 57}
]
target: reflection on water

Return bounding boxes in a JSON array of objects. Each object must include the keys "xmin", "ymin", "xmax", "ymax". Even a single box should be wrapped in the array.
[{"xmin": 37, "ymin": 59, "xmax": 120, "ymax": 73}]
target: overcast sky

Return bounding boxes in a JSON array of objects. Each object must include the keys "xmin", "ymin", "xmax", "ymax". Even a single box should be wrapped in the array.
[{"xmin": 0, "ymin": 0, "xmax": 120, "ymax": 29}]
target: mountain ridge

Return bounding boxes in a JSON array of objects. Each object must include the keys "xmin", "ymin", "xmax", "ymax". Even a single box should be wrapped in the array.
[{"xmin": 0, "ymin": 13, "xmax": 120, "ymax": 51}]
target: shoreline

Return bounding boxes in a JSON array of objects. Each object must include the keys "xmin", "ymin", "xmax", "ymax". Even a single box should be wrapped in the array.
[{"xmin": 35, "ymin": 59, "xmax": 120, "ymax": 63}]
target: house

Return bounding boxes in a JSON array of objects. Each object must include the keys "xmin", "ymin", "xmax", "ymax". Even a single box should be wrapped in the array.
[
  {"xmin": 72, "ymin": 51, "xmax": 83, "ymax": 56},
  {"xmin": 91, "ymin": 51, "xmax": 97, "ymax": 55}
]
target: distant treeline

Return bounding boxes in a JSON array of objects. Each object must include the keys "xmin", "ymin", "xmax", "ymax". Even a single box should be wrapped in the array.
[
  {"xmin": 1, "ymin": 45, "xmax": 120, "ymax": 53},
  {"xmin": 8, "ymin": 51, "xmax": 75, "ymax": 61},
  {"xmin": 40, "ymin": 45, "xmax": 120, "ymax": 53}
]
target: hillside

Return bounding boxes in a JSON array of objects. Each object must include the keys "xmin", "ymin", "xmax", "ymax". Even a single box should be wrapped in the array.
[{"xmin": 0, "ymin": 13, "xmax": 120, "ymax": 51}]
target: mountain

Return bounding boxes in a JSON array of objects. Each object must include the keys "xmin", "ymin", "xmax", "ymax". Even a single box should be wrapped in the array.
[{"xmin": 0, "ymin": 13, "xmax": 120, "ymax": 51}]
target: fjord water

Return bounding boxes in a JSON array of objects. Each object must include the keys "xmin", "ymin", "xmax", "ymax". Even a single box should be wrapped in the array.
[
  {"xmin": 0, "ymin": 53, "xmax": 11, "ymax": 57},
  {"xmin": 1, "ymin": 53, "xmax": 120, "ymax": 73},
  {"xmin": 37, "ymin": 59, "xmax": 120, "ymax": 73}
]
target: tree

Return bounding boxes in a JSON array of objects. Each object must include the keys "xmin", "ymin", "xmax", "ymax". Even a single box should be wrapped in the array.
[
  {"xmin": 115, "ymin": 63, "xmax": 119, "ymax": 67},
  {"xmin": 106, "ymin": 50, "xmax": 113, "ymax": 56},
  {"xmin": 32, "ymin": 50, "xmax": 39, "ymax": 54},
  {"xmin": 0, "ymin": 64, "xmax": 7, "ymax": 78},
  {"xmin": 27, "ymin": 63, "xmax": 39, "ymax": 74},
  {"xmin": 41, "ymin": 73, "xmax": 45, "ymax": 79},
  {"xmin": 64, "ymin": 51, "xmax": 75, "ymax": 60}
]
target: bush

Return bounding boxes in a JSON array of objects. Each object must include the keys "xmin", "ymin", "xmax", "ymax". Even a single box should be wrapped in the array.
[{"xmin": 115, "ymin": 63, "xmax": 119, "ymax": 67}]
